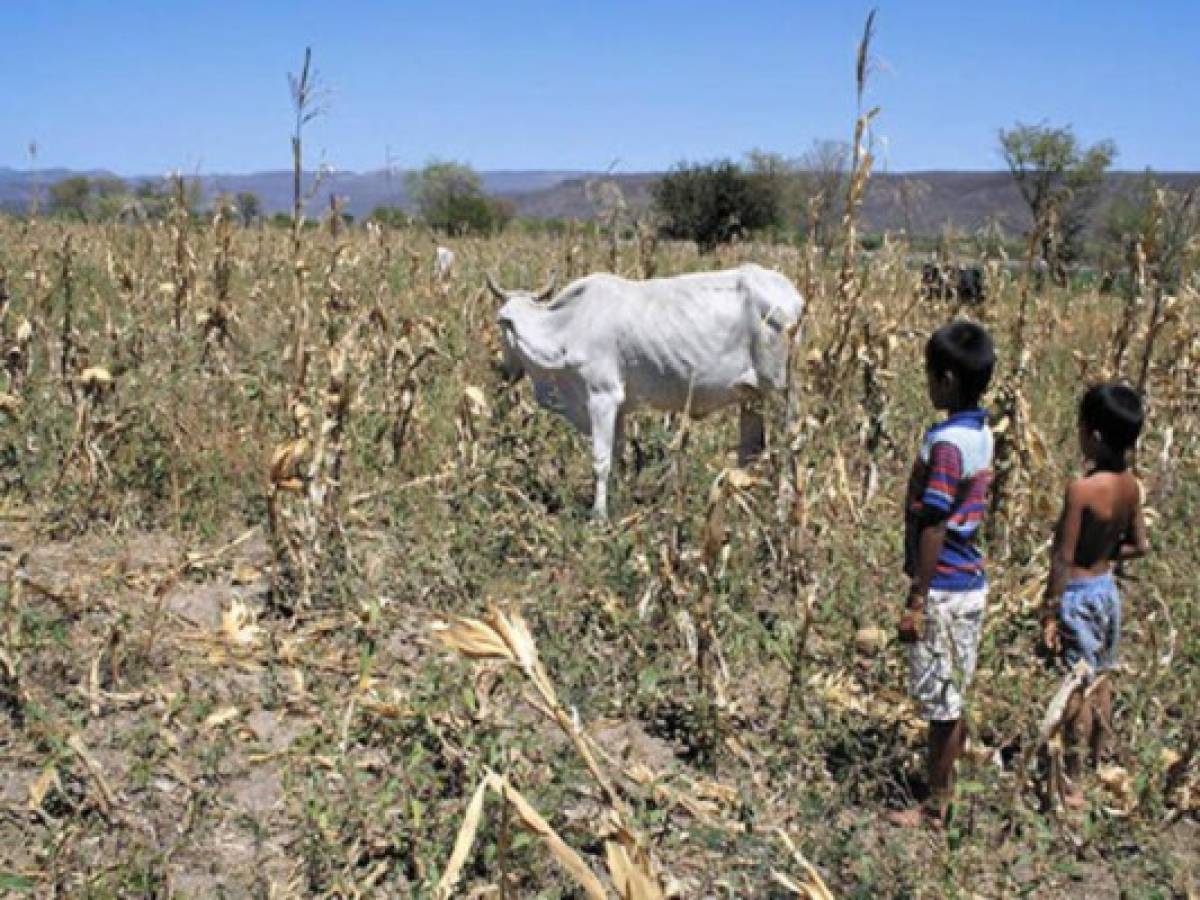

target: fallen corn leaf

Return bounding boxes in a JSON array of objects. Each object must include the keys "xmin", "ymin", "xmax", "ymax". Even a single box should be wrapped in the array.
[{"xmin": 221, "ymin": 599, "xmax": 263, "ymax": 647}]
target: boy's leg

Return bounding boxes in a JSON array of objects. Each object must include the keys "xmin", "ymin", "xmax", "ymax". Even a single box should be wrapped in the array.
[
  {"xmin": 1089, "ymin": 678, "xmax": 1112, "ymax": 769},
  {"xmin": 1090, "ymin": 586, "xmax": 1120, "ymax": 769},
  {"xmin": 1060, "ymin": 688, "xmax": 1090, "ymax": 808},
  {"xmin": 888, "ymin": 719, "xmax": 964, "ymax": 827},
  {"xmin": 1058, "ymin": 587, "xmax": 1103, "ymax": 806},
  {"xmin": 890, "ymin": 589, "xmax": 982, "ymax": 828},
  {"xmin": 1063, "ymin": 689, "xmax": 1093, "ymax": 775},
  {"xmin": 928, "ymin": 718, "xmax": 967, "ymax": 812}
]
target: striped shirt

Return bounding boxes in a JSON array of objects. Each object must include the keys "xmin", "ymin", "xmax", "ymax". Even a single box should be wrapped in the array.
[{"xmin": 904, "ymin": 409, "xmax": 993, "ymax": 591}]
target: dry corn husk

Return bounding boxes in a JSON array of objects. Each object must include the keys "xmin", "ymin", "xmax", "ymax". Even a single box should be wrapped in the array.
[
  {"xmin": 79, "ymin": 366, "xmax": 113, "ymax": 389},
  {"xmin": 221, "ymin": 599, "xmax": 263, "ymax": 647},
  {"xmin": 28, "ymin": 766, "xmax": 62, "ymax": 812},
  {"xmin": 269, "ymin": 438, "xmax": 310, "ymax": 491},
  {"xmin": 854, "ymin": 625, "xmax": 888, "ymax": 656}
]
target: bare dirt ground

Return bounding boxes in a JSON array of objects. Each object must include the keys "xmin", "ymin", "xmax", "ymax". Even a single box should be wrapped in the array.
[{"xmin": 2, "ymin": 519, "xmax": 1196, "ymax": 897}]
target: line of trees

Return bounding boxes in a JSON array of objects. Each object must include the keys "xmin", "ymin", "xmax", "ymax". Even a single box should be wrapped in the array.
[
  {"xmin": 653, "ymin": 124, "xmax": 1195, "ymax": 277},
  {"xmin": 28, "ymin": 121, "xmax": 1195, "ymax": 273},
  {"xmin": 43, "ymin": 175, "xmax": 262, "ymax": 226}
]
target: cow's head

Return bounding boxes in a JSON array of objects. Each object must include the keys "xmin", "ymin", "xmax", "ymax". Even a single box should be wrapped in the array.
[{"xmin": 485, "ymin": 273, "xmax": 558, "ymax": 381}]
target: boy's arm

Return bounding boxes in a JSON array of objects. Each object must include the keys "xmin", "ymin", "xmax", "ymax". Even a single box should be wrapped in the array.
[
  {"xmin": 898, "ymin": 512, "xmax": 949, "ymax": 643},
  {"xmin": 1046, "ymin": 482, "xmax": 1083, "ymax": 602},
  {"xmin": 909, "ymin": 519, "xmax": 949, "ymax": 607},
  {"xmin": 898, "ymin": 440, "xmax": 958, "ymax": 642},
  {"xmin": 1114, "ymin": 479, "xmax": 1150, "ymax": 562},
  {"xmin": 907, "ymin": 440, "xmax": 961, "ymax": 605},
  {"xmin": 1051, "ymin": 482, "xmax": 1089, "ymax": 602},
  {"xmin": 1042, "ymin": 480, "xmax": 1083, "ymax": 648}
]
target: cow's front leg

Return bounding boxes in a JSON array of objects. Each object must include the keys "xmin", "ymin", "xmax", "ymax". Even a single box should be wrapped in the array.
[
  {"xmin": 737, "ymin": 396, "xmax": 766, "ymax": 466},
  {"xmin": 612, "ymin": 410, "xmax": 627, "ymax": 476},
  {"xmin": 588, "ymin": 393, "xmax": 621, "ymax": 519}
]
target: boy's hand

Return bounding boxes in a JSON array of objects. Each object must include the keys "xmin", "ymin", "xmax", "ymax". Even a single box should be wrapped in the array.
[
  {"xmin": 1041, "ymin": 616, "xmax": 1059, "ymax": 653},
  {"xmin": 898, "ymin": 608, "xmax": 924, "ymax": 644}
]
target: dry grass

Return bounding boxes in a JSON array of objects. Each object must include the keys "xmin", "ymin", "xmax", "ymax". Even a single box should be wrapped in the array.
[{"xmin": 0, "ymin": 194, "xmax": 1196, "ymax": 896}]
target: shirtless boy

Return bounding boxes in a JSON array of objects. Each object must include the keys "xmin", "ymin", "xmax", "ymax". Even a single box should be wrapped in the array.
[{"xmin": 1042, "ymin": 381, "xmax": 1149, "ymax": 806}]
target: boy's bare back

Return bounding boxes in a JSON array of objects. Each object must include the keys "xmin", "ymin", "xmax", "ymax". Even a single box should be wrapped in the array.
[{"xmin": 1057, "ymin": 469, "xmax": 1146, "ymax": 578}]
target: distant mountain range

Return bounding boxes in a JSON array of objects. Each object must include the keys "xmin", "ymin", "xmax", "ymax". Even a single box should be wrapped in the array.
[{"xmin": 2, "ymin": 166, "xmax": 1197, "ymax": 236}]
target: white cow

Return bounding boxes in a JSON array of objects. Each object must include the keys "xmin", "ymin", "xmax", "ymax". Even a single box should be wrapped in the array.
[
  {"xmin": 487, "ymin": 264, "xmax": 804, "ymax": 517},
  {"xmin": 434, "ymin": 245, "xmax": 455, "ymax": 280}
]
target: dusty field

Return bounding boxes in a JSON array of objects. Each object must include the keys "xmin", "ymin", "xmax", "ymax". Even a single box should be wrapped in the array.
[{"xmin": 0, "ymin": 214, "xmax": 1196, "ymax": 897}]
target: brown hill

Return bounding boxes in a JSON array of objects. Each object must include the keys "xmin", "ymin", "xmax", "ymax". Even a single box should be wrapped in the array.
[{"xmin": 505, "ymin": 170, "xmax": 1200, "ymax": 236}]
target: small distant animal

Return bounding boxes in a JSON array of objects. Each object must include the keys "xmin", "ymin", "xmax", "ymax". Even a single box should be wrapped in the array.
[
  {"xmin": 921, "ymin": 263, "xmax": 986, "ymax": 305},
  {"xmin": 434, "ymin": 246, "xmax": 455, "ymax": 280},
  {"xmin": 487, "ymin": 264, "xmax": 805, "ymax": 518}
]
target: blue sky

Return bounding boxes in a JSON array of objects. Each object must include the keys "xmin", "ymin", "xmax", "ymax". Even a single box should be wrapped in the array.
[{"xmin": 2, "ymin": 1, "xmax": 1197, "ymax": 175}]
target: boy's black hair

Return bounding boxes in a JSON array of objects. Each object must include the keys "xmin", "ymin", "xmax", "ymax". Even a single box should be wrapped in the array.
[
  {"xmin": 1080, "ymin": 381, "xmax": 1144, "ymax": 454},
  {"xmin": 925, "ymin": 321, "xmax": 995, "ymax": 406}
]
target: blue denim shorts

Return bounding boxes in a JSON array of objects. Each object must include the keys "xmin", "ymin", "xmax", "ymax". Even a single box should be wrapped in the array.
[{"xmin": 1059, "ymin": 573, "xmax": 1120, "ymax": 674}]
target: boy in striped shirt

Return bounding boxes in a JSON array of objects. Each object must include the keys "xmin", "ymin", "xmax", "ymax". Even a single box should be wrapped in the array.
[{"xmin": 890, "ymin": 321, "xmax": 996, "ymax": 828}]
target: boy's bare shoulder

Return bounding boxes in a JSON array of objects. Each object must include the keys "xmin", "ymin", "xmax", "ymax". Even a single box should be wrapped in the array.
[
  {"xmin": 1064, "ymin": 474, "xmax": 1096, "ymax": 505},
  {"xmin": 1069, "ymin": 469, "xmax": 1140, "ymax": 508}
]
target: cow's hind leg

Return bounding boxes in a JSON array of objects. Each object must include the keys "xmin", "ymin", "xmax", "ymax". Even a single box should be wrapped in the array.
[
  {"xmin": 737, "ymin": 396, "xmax": 766, "ymax": 466},
  {"xmin": 588, "ymin": 393, "xmax": 621, "ymax": 519}
]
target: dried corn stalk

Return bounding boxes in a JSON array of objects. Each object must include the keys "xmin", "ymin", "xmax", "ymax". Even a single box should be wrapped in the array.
[
  {"xmin": 433, "ymin": 773, "xmax": 607, "ymax": 900},
  {"xmin": 434, "ymin": 606, "xmax": 666, "ymax": 894},
  {"xmin": 267, "ymin": 320, "xmax": 362, "ymax": 607}
]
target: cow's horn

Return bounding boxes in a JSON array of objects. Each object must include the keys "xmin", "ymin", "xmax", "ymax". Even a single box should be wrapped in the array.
[
  {"xmin": 534, "ymin": 273, "xmax": 558, "ymax": 302},
  {"xmin": 485, "ymin": 273, "xmax": 509, "ymax": 301}
]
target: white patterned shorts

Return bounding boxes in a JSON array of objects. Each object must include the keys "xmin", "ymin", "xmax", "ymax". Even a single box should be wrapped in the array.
[{"xmin": 908, "ymin": 587, "xmax": 986, "ymax": 722}]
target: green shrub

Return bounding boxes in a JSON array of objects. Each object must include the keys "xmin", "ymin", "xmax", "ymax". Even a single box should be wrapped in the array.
[{"xmin": 652, "ymin": 160, "xmax": 782, "ymax": 253}]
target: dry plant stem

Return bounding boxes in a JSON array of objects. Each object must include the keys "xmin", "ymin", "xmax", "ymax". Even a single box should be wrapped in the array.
[
  {"xmin": 782, "ymin": 280, "xmax": 812, "ymax": 443},
  {"xmin": 781, "ymin": 579, "xmax": 816, "ymax": 723},
  {"xmin": 203, "ymin": 203, "xmax": 235, "ymax": 362},
  {"xmin": 170, "ymin": 174, "xmax": 193, "ymax": 335},
  {"xmin": 106, "ymin": 624, "xmax": 120, "ymax": 690},
  {"xmin": 1133, "ymin": 190, "xmax": 1178, "ymax": 394},
  {"xmin": 433, "ymin": 773, "xmax": 608, "ymax": 900},
  {"xmin": 824, "ymin": 9, "xmax": 878, "ymax": 380},
  {"xmin": 859, "ymin": 318, "xmax": 888, "ymax": 502},
  {"xmin": 392, "ymin": 346, "xmax": 438, "ymax": 466},
  {"xmin": 1011, "ymin": 660, "xmax": 1092, "ymax": 814},
  {"xmin": 498, "ymin": 780, "xmax": 511, "ymax": 900},
  {"xmin": 989, "ymin": 211, "xmax": 1050, "ymax": 539},
  {"xmin": 675, "ymin": 379, "xmax": 725, "ymax": 761},
  {"xmin": 801, "ymin": 194, "xmax": 822, "ymax": 303},
  {"xmin": 1136, "ymin": 279, "xmax": 1167, "ymax": 395},
  {"xmin": 1111, "ymin": 238, "xmax": 1146, "ymax": 375},
  {"xmin": 1162, "ymin": 728, "xmax": 1197, "ymax": 803},
  {"xmin": 290, "ymin": 46, "xmax": 316, "ymax": 258},
  {"xmin": 58, "ymin": 235, "xmax": 75, "ymax": 402},
  {"xmin": 141, "ymin": 567, "xmax": 184, "ymax": 665},
  {"xmin": 286, "ymin": 46, "xmax": 328, "ymax": 406},
  {"xmin": 541, "ymin": 685, "xmax": 622, "ymax": 813},
  {"xmin": 1011, "ymin": 213, "xmax": 1049, "ymax": 352},
  {"xmin": 0, "ymin": 561, "xmax": 26, "ymax": 714}
]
